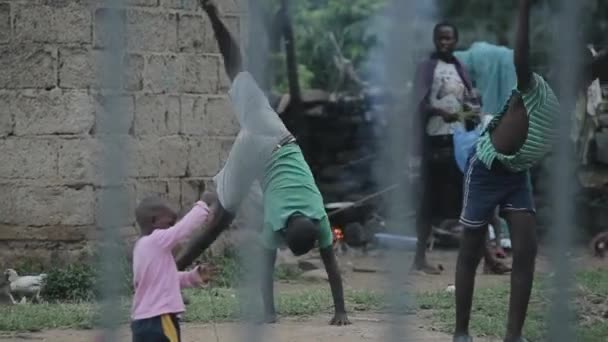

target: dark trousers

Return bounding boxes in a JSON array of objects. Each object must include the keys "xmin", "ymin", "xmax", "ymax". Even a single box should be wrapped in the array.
[
  {"xmin": 131, "ymin": 314, "xmax": 181, "ymax": 342},
  {"xmin": 417, "ymin": 135, "xmax": 464, "ymax": 226}
]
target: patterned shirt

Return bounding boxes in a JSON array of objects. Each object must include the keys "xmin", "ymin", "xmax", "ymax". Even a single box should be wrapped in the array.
[
  {"xmin": 476, "ymin": 73, "xmax": 560, "ymax": 172},
  {"xmin": 426, "ymin": 60, "xmax": 467, "ymax": 136}
]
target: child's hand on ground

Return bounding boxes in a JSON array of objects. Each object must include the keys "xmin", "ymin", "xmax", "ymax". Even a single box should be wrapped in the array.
[
  {"xmin": 195, "ymin": 264, "xmax": 217, "ymax": 285},
  {"xmin": 329, "ymin": 312, "xmax": 351, "ymax": 326}
]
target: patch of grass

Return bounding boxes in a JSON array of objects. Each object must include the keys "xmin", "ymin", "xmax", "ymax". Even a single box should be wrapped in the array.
[
  {"xmin": 417, "ymin": 270, "xmax": 608, "ymax": 341},
  {"xmin": 274, "ymin": 264, "xmax": 303, "ymax": 282},
  {"xmin": 0, "ymin": 289, "xmax": 382, "ymax": 332},
  {"xmin": 0, "ymin": 303, "xmax": 99, "ymax": 331},
  {"xmin": 204, "ymin": 255, "xmax": 304, "ymax": 287}
]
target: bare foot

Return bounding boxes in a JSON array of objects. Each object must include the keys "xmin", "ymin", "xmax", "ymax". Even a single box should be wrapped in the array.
[
  {"xmin": 256, "ymin": 312, "xmax": 277, "ymax": 324},
  {"xmin": 412, "ymin": 260, "xmax": 442, "ymax": 275}
]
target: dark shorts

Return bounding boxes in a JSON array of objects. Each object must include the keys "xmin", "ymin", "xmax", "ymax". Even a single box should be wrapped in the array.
[
  {"xmin": 459, "ymin": 149, "xmax": 535, "ymax": 229},
  {"xmin": 131, "ymin": 314, "xmax": 180, "ymax": 342}
]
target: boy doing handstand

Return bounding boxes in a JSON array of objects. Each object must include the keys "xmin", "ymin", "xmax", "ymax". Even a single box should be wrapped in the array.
[{"xmin": 175, "ymin": 0, "xmax": 350, "ymax": 326}]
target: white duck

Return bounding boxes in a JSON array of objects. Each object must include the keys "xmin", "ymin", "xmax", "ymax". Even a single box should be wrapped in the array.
[{"xmin": 4, "ymin": 269, "xmax": 47, "ymax": 303}]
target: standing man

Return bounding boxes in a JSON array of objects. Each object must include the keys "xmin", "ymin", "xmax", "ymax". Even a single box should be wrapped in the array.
[
  {"xmin": 412, "ymin": 22, "xmax": 473, "ymax": 274},
  {"xmin": 175, "ymin": 0, "xmax": 350, "ymax": 326}
]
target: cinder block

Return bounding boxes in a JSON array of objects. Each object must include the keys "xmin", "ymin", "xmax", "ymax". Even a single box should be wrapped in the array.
[
  {"xmin": 205, "ymin": 96, "xmax": 238, "ymax": 136},
  {"xmin": 0, "ymin": 46, "xmax": 55, "ymax": 89},
  {"xmin": 180, "ymin": 53, "xmax": 218, "ymax": 93},
  {"xmin": 128, "ymin": 10, "xmax": 178, "ymax": 52},
  {"xmin": 10, "ymin": 89, "xmax": 94, "ymax": 136},
  {"xmin": 134, "ymin": 95, "xmax": 180, "ymax": 136},
  {"xmin": 13, "ymin": 3, "xmax": 91, "ymax": 44},
  {"xmin": 0, "ymin": 4, "xmax": 9, "ymax": 44},
  {"xmin": 93, "ymin": 94, "xmax": 134, "ymax": 135},
  {"xmin": 134, "ymin": 178, "xmax": 181, "ymax": 210},
  {"xmin": 0, "ymin": 93, "xmax": 13, "ymax": 137},
  {"xmin": 60, "ymin": 48, "xmax": 144, "ymax": 91},
  {"xmin": 180, "ymin": 95, "xmax": 206, "ymax": 135},
  {"xmin": 58, "ymin": 47, "xmax": 93, "ymax": 89},
  {"xmin": 143, "ymin": 54, "xmax": 180, "ymax": 93},
  {"xmin": 160, "ymin": 0, "xmax": 199, "ymax": 10},
  {"xmin": 0, "ymin": 224, "xmax": 91, "ymax": 242},
  {"xmin": 57, "ymin": 138, "xmax": 100, "ymax": 184},
  {"xmin": 0, "ymin": 137, "xmax": 57, "ymax": 179},
  {"xmin": 177, "ymin": 14, "xmax": 207, "ymax": 53},
  {"xmin": 180, "ymin": 177, "xmax": 209, "ymax": 210},
  {"xmin": 181, "ymin": 95, "xmax": 238, "ymax": 136},
  {"xmin": 127, "ymin": 0, "xmax": 159, "ymax": 6},
  {"xmin": 131, "ymin": 136, "xmax": 160, "ymax": 178},
  {"xmin": 0, "ymin": 185, "xmax": 95, "ymax": 226},
  {"xmin": 187, "ymin": 137, "xmax": 222, "ymax": 177},
  {"xmin": 95, "ymin": 9, "xmax": 178, "ymax": 52},
  {"xmin": 125, "ymin": 54, "xmax": 144, "ymax": 91},
  {"xmin": 144, "ymin": 53, "xmax": 218, "ymax": 94},
  {"xmin": 159, "ymin": 135, "xmax": 189, "ymax": 177},
  {"xmin": 95, "ymin": 183, "xmax": 136, "ymax": 228}
]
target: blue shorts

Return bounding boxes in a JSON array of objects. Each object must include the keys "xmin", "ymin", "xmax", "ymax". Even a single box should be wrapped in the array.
[{"xmin": 459, "ymin": 150, "xmax": 535, "ymax": 228}]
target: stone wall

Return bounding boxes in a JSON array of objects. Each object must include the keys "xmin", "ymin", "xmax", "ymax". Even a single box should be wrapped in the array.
[{"xmin": 0, "ymin": 0, "xmax": 243, "ymax": 268}]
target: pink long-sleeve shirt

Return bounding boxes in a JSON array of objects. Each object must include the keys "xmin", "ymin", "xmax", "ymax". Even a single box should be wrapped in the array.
[{"xmin": 131, "ymin": 201, "xmax": 210, "ymax": 320}]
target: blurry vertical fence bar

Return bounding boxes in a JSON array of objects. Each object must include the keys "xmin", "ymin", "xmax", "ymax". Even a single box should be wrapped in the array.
[
  {"xmin": 95, "ymin": 0, "xmax": 129, "ymax": 340},
  {"xmin": 237, "ymin": 0, "xmax": 266, "ymax": 341},
  {"xmin": 379, "ymin": 0, "xmax": 420, "ymax": 341},
  {"xmin": 547, "ymin": 0, "xmax": 582, "ymax": 340}
]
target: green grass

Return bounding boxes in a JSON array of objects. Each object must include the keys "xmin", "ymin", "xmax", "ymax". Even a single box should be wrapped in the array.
[
  {"xmin": 0, "ymin": 289, "xmax": 383, "ymax": 332},
  {"xmin": 417, "ymin": 270, "xmax": 608, "ymax": 341}
]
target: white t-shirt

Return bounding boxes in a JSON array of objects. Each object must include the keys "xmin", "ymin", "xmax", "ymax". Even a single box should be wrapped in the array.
[
  {"xmin": 213, "ymin": 72, "xmax": 291, "ymax": 213},
  {"xmin": 426, "ymin": 60, "xmax": 466, "ymax": 136}
]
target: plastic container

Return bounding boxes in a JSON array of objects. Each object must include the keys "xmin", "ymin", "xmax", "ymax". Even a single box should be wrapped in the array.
[{"xmin": 374, "ymin": 233, "xmax": 418, "ymax": 250}]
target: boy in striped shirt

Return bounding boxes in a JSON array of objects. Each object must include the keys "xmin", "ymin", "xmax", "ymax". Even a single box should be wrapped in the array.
[{"xmin": 453, "ymin": 1, "xmax": 608, "ymax": 341}]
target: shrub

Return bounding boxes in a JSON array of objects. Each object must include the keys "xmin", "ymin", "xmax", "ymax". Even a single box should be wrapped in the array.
[{"xmin": 42, "ymin": 264, "xmax": 96, "ymax": 302}]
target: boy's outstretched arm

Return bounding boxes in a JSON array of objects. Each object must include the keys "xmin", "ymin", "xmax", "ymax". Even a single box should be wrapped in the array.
[
  {"xmin": 320, "ymin": 246, "xmax": 351, "ymax": 325},
  {"xmin": 175, "ymin": 200, "xmax": 235, "ymax": 270},
  {"xmin": 201, "ymin": 0, "xmax": 242, "ymax": 81},
  {"xmin": 514, "ymin": 0, "xmax": 532, "ymax": 91}
]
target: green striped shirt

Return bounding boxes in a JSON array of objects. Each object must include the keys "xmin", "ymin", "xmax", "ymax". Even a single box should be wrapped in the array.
[{"xmin": 476, "ymin": 73, "xmax": 560, "ymax": 171}]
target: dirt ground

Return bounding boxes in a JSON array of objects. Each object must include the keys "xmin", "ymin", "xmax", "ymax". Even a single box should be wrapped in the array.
[{"xmin": 1, "ymin": 247, "xmax": 603, "ymax": 342}]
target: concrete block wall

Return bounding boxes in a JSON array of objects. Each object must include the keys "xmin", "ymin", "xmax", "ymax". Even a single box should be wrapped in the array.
[{"xmin": 0, "ymin": 0, "xmax": 243, "ymax": 267}]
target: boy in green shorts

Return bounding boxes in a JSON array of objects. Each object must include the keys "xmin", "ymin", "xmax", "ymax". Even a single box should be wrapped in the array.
[
  {"xmin": 175, "ymin": 0, "xmax": 349, "ymax": 326},
  {"xmin": 454, "ymin": 1, "xmax": 608, "ymax": 341}
]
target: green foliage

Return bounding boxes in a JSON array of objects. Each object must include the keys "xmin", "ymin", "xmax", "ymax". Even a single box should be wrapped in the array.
[
  {"xmin": 41, "ymin": 258, "xmax": 133, "ymax": 302},
  {"xmin": 264, "ymin": 0, "xmax": 608, "ymax": 91},
  {"xmin": 265, "ymin": 0, "xmax": 386, "ymax": 91},
  {"xmin": 42, "ymin": 264, "xmax": 97, "ymax": 302}
]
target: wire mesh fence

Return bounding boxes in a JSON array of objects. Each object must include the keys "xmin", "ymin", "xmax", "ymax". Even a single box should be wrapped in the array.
[{"xmin": 86, "ymin": 0, "xmax": 591, "ymax": 341}]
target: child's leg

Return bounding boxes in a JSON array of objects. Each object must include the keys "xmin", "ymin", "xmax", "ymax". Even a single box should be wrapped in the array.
[
  {"xmin": 501, "ymin": 176, "xmax": 537, "ymax": 341},
  {"xmin": 131, "ymin": 314, "xmax": 180, "ymax": 342},
  {"xmin": 455, "ymin": 155, "xmax": 503, "ymax": 337}
]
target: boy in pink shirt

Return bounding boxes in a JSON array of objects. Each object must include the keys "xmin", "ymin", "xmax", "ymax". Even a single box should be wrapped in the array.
[{"xmin": 131, "ymin": 197, "xmax": 214, "ymax": 342}]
